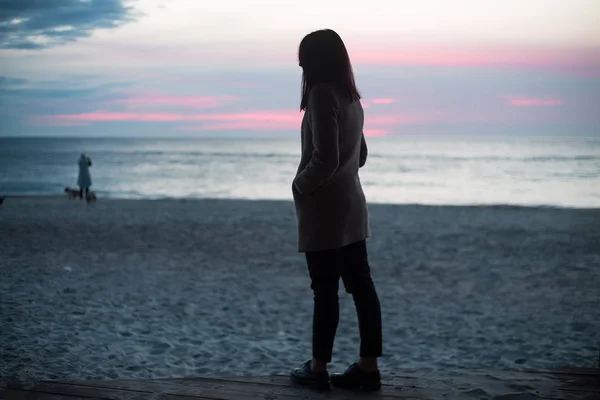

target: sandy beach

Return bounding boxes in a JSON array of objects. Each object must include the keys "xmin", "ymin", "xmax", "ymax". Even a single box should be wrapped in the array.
[{"xmin": 1, "ymin": 197, "xmax": 599, "ymax": 394}]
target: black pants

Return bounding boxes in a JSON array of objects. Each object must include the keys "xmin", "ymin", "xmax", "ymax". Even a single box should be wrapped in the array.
[
  {"xmin": 305, "ymin": 240, "xmax": 382, "ymax": 363},
  {"xmin": 79, "ymin": 187, "xmax": 89, "ymax": 198}
]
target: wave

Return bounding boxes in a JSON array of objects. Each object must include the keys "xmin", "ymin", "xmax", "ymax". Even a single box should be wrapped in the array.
[
  {"xmin": 87, "ymin": 150, "xmax": 299, "ymax": 159},
  {"xmin": 368, "ymin": 154, "xmax": 599, "ymax": 162}
]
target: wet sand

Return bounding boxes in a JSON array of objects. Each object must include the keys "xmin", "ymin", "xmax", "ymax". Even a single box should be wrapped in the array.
[{"xmin": 1, "ymin": 197, "xmax": 599, "ymax": 393}]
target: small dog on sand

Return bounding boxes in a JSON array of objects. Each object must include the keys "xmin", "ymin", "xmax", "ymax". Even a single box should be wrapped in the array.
[
  {"xmin": 0, "ymin": 196, "xmax": 5, "ymax": 206},
  {"xmin": 86, "ymin": 192, "xmax": 97, "ymax": 203},
  {"xmin": 64, "ymin": 187, "xmax": 81, "ymax": 199}
]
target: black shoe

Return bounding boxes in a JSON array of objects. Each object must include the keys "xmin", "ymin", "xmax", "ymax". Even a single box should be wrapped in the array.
[
  {"xmin": 290, "ymin": 360, "xmax": 330, "ymax": 390},
  {"xmin": 331, "ymin": 363, "xmax": 381, "ymax": 391}
]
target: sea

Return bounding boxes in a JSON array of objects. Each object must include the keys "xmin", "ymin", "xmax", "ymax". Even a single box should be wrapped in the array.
[{"xmin": 1, "ymin": 136, "xmax": 599, "ymax": 208}]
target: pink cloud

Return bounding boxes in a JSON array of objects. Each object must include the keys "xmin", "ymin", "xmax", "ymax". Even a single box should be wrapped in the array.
[
  {"xmin": 32, "ymin": 108, "xmax": 463, "ymax": 133},
  {"xmin": 93, "ymin": 41, "xmax": 600, "ymax": 77},
  {"xmin": 361, "ymin": 98, "xmax": 397, "ymax": 108},
  {"xmin": 110, "ymin": 95, "xmax": 239, "ymax": 109},
  {"xmin": 33, "ymin": 110, "xmax": 303, "ymax": 127},
  {"xmin": 364, "ymin": 129, "xmax": 388, "ymax": 137},
  {"xmin": 370, "ymin": 98, "xmax": 397, "ymax": 104},
  {"xmin": 349, "ymin": 44, "xmax": 600, "ymax": 77},
  {"xmin": 502, "ymin": 96, "xmax": 565, "ymax": 107}
]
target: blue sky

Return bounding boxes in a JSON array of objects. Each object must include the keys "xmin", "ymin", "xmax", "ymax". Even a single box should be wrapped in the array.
[{"xmin": 1, "ymin": 0, "xmax": 599, "ymax": 137}]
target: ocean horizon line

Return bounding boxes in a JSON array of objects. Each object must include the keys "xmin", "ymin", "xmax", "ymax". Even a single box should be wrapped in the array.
[{"xmin": 1, "ymin": 134, "xmax": 599, "ymax": 140}]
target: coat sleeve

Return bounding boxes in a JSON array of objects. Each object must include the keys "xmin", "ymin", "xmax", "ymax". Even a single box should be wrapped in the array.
[
  {"xmin": 359, "ymin": 133, "xmax": 368, "ymax": 168},
  {"xmin": 294, "ymin": 85, "xmax": 340, "ymax": 195}
]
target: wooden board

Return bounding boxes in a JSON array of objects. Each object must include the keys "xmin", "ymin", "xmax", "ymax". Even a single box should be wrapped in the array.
[{"xmin": 2, "ymin": 368, "xmax": 597, "ymax": 400}]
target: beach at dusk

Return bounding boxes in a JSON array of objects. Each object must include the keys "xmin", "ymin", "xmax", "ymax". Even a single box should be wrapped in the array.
[{"xmin": 2, "ymin": 0, "xmax": 599, "ymax": 398}]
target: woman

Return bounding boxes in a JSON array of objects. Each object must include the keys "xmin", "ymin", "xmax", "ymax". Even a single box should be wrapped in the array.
[
  {"xmin": 77, "ymin": 153, "xmax": 92, "ymax": 198},
  {"xmin": 290, "ymin": 29, "xmax": 383, "ymax": 391}
]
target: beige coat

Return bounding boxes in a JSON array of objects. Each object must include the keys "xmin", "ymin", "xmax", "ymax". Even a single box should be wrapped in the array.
[{"xmin": 292, "ymin": 83, "xmax": 370, "ymax": 252}]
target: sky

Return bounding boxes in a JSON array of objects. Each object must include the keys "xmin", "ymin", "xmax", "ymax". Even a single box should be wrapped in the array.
[{"xmin": 0, "ymin": 0, "xmax": 599, "ymax": 138}]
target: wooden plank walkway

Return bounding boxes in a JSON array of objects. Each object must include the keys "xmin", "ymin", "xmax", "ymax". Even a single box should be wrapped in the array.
[{"xmin": 1, "ymin": 368, "xmax": 598, "ymax": 400}]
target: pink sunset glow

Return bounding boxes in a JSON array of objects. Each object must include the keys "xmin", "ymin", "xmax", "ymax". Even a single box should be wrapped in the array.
[
  {"xmin": 363, "ymin": 129, "xmax": 388, "ymax": 137},
  {"xmin": 370, "ymin": 98, "xmax": 397, "ymax": 104},
  {"xmin": 32, "ymin": 108, "xmax": 463, "ymax": 134},
  {"xmin": 2, "ymin": 0, "xmax": 598, "ymax": 138},
  {"xmin": 502, "ymin": 96, "xmax": 565, "ymax": 107},
  {"xmin": 111, "ymin": 95, "xmax": 240, "ymax": 108},
  {"xmin": 34, "ymin": 110, "xmax": 455, "ymax": 126},
  {"xmin": 349, "ymin": 45, "xmax": 600, "ymax": 77},
  {"xmin": 35, "ymin": 110, "xmax": 303, "ymax": 124}
]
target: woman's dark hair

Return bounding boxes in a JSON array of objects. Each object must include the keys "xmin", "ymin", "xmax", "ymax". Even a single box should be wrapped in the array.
[{"xmin": 298, "ymin": 29, "xmax": 361, "ymax": 110}]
